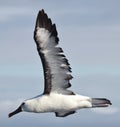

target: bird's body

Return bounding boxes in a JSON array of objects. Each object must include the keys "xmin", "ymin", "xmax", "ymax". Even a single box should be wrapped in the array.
[
  {"xmin": 23, "ymin": 94, "xmax": 91, "ymax": 113},
  {"xmin": 8, "ymin": 9, "xmax": 111, "ymax": 118}
]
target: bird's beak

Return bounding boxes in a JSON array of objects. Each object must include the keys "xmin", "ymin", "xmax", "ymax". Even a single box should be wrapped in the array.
[{"xmin": 8, "ymin": 106, "xmax": 22, "ymax": 118}]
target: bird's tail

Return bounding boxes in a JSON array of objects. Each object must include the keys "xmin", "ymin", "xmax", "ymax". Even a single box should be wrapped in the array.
[{"xmin": 91, "ymin": 98, "xmax": 112, "ymax": 108}]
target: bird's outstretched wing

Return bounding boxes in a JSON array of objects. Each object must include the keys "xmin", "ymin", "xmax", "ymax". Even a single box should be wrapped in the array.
[{"xmin": 34, "ymin": 9, "xmax": 74, "ymax": 95}]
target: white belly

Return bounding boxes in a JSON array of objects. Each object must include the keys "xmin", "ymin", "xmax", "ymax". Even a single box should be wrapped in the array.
[{"xmin": 24, "ymin": 93, "xmax": 92, "ymax": 113}]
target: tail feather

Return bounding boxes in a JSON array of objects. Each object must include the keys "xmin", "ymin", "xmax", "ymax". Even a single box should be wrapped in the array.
[{"xmin": 92, "ymin": 98, "xmax": 112, "ymax": 108}]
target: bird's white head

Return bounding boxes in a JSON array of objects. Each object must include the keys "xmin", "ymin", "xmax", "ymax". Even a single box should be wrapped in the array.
[{"xmin": 8, "ymin": 99, "xmax": 38, "ymax": 118}]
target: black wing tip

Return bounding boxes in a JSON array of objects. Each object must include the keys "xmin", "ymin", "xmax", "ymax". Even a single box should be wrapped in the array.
[
  {"xmin": 35, "ymin": 9, "xmax": 54, "ymax": 31},
  {"xmin": 37, "ymin": 9, "xmax": 45, "ymax": 16},
  {"xmin": 35, "ymin": 9, "xmax": 49, "ymax": 28},
  {"xmin": 34, "ymin": 9, "xmax": 59, "ymax": 43},
  {"xmin": 40, "ymin": 9, "xmax": 45, "ymax": 13}
]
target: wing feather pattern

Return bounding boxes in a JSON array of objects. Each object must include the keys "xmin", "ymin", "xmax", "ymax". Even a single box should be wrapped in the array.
[{"xmin": 34, "ymin": 9, "xmax": 74, "ymax": 95}]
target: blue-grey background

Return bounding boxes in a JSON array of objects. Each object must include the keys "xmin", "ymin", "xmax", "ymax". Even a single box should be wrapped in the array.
[{"xmin": 0, "ymin": 0, "xmax": 120, "ymax": 126}]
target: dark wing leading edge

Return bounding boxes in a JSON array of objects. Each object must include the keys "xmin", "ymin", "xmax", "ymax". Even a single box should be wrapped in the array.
[{"xmin": 34, "ymin": 9, "xmax": 74, "ymax": 95}]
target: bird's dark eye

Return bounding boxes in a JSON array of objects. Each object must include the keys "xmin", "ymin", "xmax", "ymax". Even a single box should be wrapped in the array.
[{"xmin": 21, "ymin": 102, "xmax": 25, "ymax": 106}]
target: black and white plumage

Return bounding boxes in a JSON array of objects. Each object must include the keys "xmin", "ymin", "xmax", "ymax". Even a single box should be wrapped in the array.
[
  {"xmin": 34, "ymin": 10, "xmax": 74, "ymax": 95},
  {"xmin": 8, "ymin": 9, "xmax": 112, "ymax": 118}
]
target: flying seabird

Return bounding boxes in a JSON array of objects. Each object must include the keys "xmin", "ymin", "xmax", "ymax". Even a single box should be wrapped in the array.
[{"xmin": 8, "ymin": 9, "xmax": 112, "ymax": 118}]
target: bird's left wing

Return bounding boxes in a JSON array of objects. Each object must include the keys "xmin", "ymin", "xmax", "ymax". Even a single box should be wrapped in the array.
[{"xmin": 34, "ymin": 9, "xmax": 74, "ymax": 95}]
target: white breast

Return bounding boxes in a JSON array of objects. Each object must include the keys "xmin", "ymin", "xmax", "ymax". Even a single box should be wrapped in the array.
[{"xmin": 23, "ymin": 93, "xmax": 92, "ymax": 113}]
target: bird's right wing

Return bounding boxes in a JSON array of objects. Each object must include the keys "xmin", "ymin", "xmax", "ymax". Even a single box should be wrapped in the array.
[{"xmin": 34, "ymin": 10, "xmax": 75, "ymax": 95}]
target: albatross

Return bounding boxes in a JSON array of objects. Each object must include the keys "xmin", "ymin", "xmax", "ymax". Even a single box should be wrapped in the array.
[{"xmin": 8, "ymin": 9, "xmax": 112, "ymax": 118}]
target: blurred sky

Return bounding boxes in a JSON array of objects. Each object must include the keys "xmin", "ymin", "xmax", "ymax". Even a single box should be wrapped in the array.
[{"xmin": 0, "ymin": 0, "xmax": 120, "ymax": 127}]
